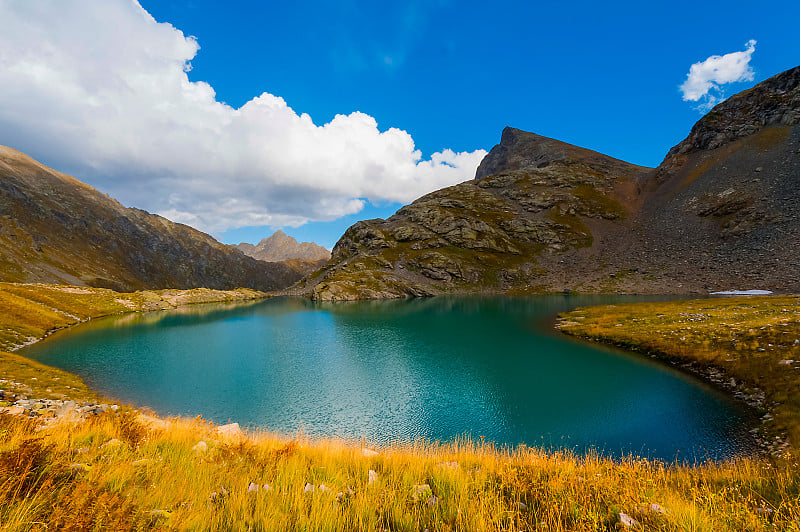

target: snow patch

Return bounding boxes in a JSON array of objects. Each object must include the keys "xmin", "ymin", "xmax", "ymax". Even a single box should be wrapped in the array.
[{"xmin": 710, "ymin": 290, "xmax": 773, "ymax": 296}]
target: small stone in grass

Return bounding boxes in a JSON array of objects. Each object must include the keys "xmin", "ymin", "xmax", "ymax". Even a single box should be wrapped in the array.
[
  {"xmin": 248, "ymin": 482, "xmax": 259, "ymax": 493},
  {"xmin": 192, "ymin": 441, "xmax": 208, "ymax": 454},
  {"xmin": 648, "ymin": 503, "xmax": 666, "ymax": 514},
  {"xmin": 411, "ymin": 484, "xmax": 432, "ymax": 501},
  {"xmin": 618, "ymin": 512, "xmax": 639, "ymax": 528},
  {"xmin": 304, "ymin": 482, "xmax": 316, "ymax": 493},
  {"xmin": 636, "ymin": 503, "xmax": 666, "ymax": 514},
  {"xmin": 368, "ymin": 470, "xmax": 378, "ymax": 485}
]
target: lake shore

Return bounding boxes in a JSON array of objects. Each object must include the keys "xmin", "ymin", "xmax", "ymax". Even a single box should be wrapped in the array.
[
  {"xmin": 557, "ymin": 296, "xmax": 800, "ymax": 457},
  {"xmin": 1, "ymin": 283, "xmax": 799, "ymax": 530}
]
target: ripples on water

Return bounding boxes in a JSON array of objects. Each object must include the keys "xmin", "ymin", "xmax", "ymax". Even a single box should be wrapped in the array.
[{"xmin": 24, "ymin": 295, "xmax": 756, "ymax": 461}]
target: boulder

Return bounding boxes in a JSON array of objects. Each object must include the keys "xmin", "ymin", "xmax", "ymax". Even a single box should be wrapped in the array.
[
  {"xmin": 217, "ymin": 422, "xmax": 243, "ymax": 439},
  {"xmin": 618, "ymin": 512, "xmax": 639, "ymax": 528}
]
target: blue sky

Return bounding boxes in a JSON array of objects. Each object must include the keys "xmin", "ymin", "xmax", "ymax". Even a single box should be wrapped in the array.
[{"xmin": 1, "ymin": 1, "xmax": 799, "ymax": 249}]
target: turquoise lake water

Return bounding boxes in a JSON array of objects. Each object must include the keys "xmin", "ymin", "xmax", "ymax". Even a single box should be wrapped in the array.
[{"xmin": 23, "ymin": 295, "xmax": 755, "ymax": 460}]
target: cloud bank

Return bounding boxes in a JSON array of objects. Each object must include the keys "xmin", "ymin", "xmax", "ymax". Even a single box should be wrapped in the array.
[
  {"xmin": 679, "ymin": 40, "xmax": 757, "ymax": 111},
  {"xmin": 0, "ymin": 0, "xmax": 486, "ymax": 232}
]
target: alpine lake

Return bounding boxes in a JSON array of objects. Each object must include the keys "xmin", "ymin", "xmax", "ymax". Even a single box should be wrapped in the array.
[{"xmin": 23, "ymin": 295, "xmax": 756, "ymax": 461}]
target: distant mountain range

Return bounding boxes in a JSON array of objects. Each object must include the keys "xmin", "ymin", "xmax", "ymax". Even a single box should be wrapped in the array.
[
  {"xmin": 0, "ymin": 146, "xmax": 301, "ymax": 292},
  {"xmin": 303, "ymin": 65, "xmax": 800, "ymax": 300}
]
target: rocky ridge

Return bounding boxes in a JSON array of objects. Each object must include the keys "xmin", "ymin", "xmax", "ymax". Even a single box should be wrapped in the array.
[
  {"xmin": 0, "ymin": 146, "xmax": 302, "ymax": 292},
  {"xmin": 304, "ymin": 65, "xmax": 800, "ymax": 300}
]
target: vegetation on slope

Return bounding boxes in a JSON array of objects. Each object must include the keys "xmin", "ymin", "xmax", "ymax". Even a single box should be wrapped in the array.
[
  {"xmin": 305, "ymin": 163, "xmax": 639, "ymax": 301},
  {"xmin": 557, "ymin": 296, "xmax": 800, "ymax": 453},
  {"xmin": 0, "ymin": 145, "xmax": 301, "ymax": 292}
]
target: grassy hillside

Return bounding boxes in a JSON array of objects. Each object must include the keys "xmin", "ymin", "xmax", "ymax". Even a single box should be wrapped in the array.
[
  {"xmin": 1, "ymin": 284, "xmax": 799, "ymax": 530},
  {"xmin": 0, "ymin": 145, "xmax": 302, "ymax": 292},
  {"xmin": 0, "ymin": 282, "xmax": 267, "ymax": 352}
]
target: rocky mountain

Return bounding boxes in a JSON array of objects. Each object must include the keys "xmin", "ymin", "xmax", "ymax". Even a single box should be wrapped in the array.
[
  {"xmin": 236, "ymin": 231, "xmax": 330, "ymax": 262},
  {"xmin": 304, "ymin": 65, "xmax": 800, "ymax": 300},
  {"xmin": 0, "ymin": 146, "xmax": 302, "ymax": 292},
  {"xmin": 235, "ymin": 231, "xmax": 329, "ymax": 276}
]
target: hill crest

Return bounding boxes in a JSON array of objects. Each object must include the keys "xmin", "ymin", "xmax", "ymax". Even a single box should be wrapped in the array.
[{"xmin": 0, "ymin": 146, "xmax": 301, "ymax": 292}]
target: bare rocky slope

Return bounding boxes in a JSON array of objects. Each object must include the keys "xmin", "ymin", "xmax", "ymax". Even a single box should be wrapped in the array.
[
  {"xmin": 304, "ymin": 65, "xmax": 800, "ymax": 300},
  {"xmin": 0, "ymin": 146, "xmax": 301, "ymax": 292}
]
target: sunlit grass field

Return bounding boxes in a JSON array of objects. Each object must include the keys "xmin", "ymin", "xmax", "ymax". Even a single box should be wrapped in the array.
[
  {"xmin": 1, "ymin": 284, "xmax": 799, "ymax": 530},
  {"xmin": 2, "ymin": 411, "xmax": 799, "ymax": 531}
]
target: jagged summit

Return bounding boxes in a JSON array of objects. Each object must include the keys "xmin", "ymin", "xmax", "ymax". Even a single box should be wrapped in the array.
[
  {"xmin": 236, "ymin": 231, "xmax": 330, "ymax": 263},
  {"xmin": 475, "ymin": 127, "xmax": 646, "ymax": 180}
]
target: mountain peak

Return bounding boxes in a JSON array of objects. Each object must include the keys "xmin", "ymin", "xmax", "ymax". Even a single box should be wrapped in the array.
[
  {"xmin": 267, "ymin": 229, "xmax": 288, "ymax": 240},
  {"xmin": 475, "ymin": 127, "xmax": 649, "ymax": 180},
  {"xmin": 236, "ymin": 231, "xmax": 330, "ymax": 263}
]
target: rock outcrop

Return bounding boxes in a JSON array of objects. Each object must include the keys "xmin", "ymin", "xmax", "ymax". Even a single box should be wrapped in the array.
[
  {"xmin": 0, "ymin": 146, "xmax": 301, "ymax": 291},
  {"xmin": 303, "ymin": 65, "xmax": 800, "ymax": 300},
  {"xmin": 301, "ymin": 129, "xmax": 649, "ymax": 300}
]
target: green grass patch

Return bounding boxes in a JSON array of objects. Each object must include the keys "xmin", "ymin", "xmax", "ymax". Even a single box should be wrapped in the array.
[
  {"xmin": 572, "ymin": 184, "xmax": 627, "ymax": 219},
  {"xmin": 0, "ymin": 352, "xmax": 97, "ymax": 402}
]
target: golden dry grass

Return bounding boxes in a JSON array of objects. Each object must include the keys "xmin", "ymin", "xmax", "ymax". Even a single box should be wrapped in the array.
[{"xmin": 1, "ymin": 412, "xmax": 799, "ymax": 531}]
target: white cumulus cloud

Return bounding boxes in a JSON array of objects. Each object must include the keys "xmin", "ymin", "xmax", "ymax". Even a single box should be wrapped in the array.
[
  {"xmin": 679, "ymin": 40, "xmax": 757, "ymax": 111},
  {"xmin": 0, "ymin": 0, "xmax": 486, "ymax": 233}
]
